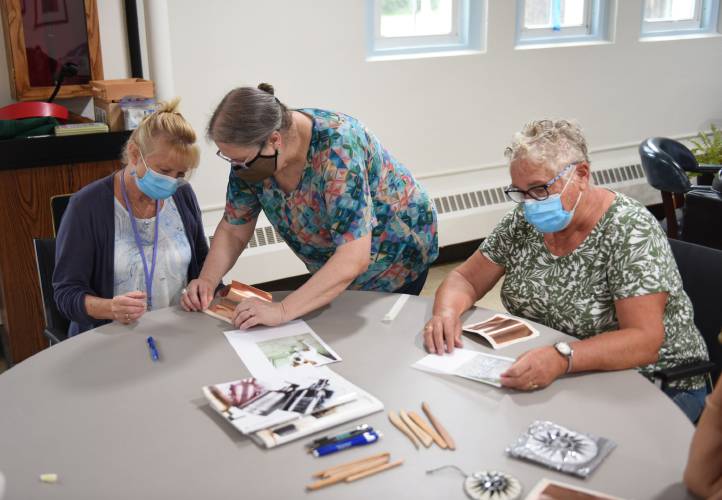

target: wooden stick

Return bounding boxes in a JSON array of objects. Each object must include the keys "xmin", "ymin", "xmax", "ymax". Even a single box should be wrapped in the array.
[
  {"xmin": 422, "ymin": 402, "xmax": 455, "ymax": 450},
  {"xmin": 400, "ymin": 410, "xmax": 432, "ymax": 447},
  {"xmin": 306, "ymin": 456, "xmax": 390, "ymax": 491},
  {"xmin": 408, "ymin": 411, "xmax": 447, "ymax": 449},
  {"xmin": 345, "ymin": 459, "xmax": 404, "ymax": 482},
  {"xmin": 388, "ymin": 411, "xmax": 419, "ymax": 449},
  {"xmin": 312, "ymin": 452, "xmax": 390, "ymax": 479}
]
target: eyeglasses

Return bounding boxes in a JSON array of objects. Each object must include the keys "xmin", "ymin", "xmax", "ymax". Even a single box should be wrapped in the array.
[
  {"xmin": 216, "ymin": 143, "xmax": 265, "ymax": 171},
  {"xmin": 504, "ymin": 162, "xmax": 580, "ymax": 203}
]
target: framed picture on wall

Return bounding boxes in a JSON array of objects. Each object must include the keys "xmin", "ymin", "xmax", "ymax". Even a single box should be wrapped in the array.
[
  {"xmin": 0, "ymin": 0, "xmax": 103, "ymax": 100},
  {"xmin": 34, "ymin": 0, "xmax": 68, "ymax": 27}
]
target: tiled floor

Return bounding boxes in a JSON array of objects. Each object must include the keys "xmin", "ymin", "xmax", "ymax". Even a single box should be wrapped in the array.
[{"xmin": 420, "ymin": 261, "xmax": 506, "ymax": 312}]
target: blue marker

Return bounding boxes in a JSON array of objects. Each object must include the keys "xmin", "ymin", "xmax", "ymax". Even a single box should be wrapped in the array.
[
  {"xmin": 312, "ymin": 431, "xmax": 381, "ymax": 457},
  {"xmin": 147, "ymin": 336, "xmax": 160, "ymax": 362}
]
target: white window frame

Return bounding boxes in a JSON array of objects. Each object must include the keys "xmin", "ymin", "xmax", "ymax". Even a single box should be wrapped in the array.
[
  {"xmin": 515, "ymin": 0, "xmax": 612, "ymax": 47},
  {"xmin": 641, "ymin": 0, "xmax": 720, "ymax": 38},
  {"xmin": 366, "ymin": 0, "xmax": 485, "ymax": 60}
]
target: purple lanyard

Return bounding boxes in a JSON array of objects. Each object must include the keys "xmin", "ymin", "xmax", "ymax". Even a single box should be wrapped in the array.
[{"xmin": 120, "ymin": 172, "xmax": 160, "ymax": 310}]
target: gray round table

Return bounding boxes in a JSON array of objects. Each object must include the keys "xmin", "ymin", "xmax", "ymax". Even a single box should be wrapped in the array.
[{"xmin": 0, "ymin": 291, "xmax": 695, "ymax": 499}]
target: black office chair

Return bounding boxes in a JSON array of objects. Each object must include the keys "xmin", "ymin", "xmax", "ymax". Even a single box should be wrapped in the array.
[
  {"xmin": 50, "ymin": 194, "xmax": 71, "ymax": 237},
  {"xmin": 639, "ymin": 137, "xmax": 721, "ymax": 240},
  {"xmin": 653, "ymin": 239, "xmax": 722, "ymax": 391},
  {"xmin": 33, "ymin": 238, "xmax": 69, "ymax": 345}
]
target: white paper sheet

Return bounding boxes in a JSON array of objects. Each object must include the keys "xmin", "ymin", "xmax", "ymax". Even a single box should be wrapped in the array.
[
  {"xmin": 224, "ymin": 320, "xmax": 342, "ymax": 378},
  {"xmin": 412, "ymin": 348, "xmax": 515, "ymax": 387}
]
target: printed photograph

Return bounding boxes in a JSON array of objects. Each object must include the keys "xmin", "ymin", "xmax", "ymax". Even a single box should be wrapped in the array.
[{"xmin": 256, "ymin": 332, "xmax": 341, "ymax": 369}]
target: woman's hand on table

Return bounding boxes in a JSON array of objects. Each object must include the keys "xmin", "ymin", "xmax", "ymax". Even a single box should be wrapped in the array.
[
  {"xmin": 181, "ymin": 277, "xmax": 216, "ymax": 311},
  {"xmin": 500, "ymin": 346, "xmax": 567, "ymax": 391},
  {"xmin": 423, "ymin": 312, "xmax": 464, "ymax": 354},
  {"xmin": 233, "ymin": 298, "xmax": 287, "ymax": 329},
  {"xmin": 111, "ymin": 291, "xmax": 147, "ymax": 324}
]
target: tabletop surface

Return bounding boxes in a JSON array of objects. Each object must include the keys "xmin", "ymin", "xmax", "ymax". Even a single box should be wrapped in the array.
[{"xmin": 0, "ymin": 291, "xmax": 695, "ymax": 499}]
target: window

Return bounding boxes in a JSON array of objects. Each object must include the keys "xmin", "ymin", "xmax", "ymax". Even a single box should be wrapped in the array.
[
  {"xmin": 516, "ymin": 0, "xmax": 612, "ymax": 47},
  {"xmin": 641, "ymin": 0, "xmax": 720, "ymax": 37},
  {"xmin": 367, "ymin": 0, "xmax": 485, "ymax": 60}
]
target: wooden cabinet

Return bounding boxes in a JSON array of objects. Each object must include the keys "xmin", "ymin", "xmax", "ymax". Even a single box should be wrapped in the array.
[{"xmin": 0, "ymin": 131, "xmax": 130, "ymax": 364}]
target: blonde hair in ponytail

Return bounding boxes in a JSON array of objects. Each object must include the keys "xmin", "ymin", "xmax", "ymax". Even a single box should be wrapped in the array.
[{"xmin": 123, "ymin": 97, "xmax": 200, "ymax": 173}]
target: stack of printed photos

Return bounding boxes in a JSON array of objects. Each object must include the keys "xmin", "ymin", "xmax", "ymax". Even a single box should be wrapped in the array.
[{"xmin": 203, "ymin": 321, "xmax": 383, "ymax": 448}]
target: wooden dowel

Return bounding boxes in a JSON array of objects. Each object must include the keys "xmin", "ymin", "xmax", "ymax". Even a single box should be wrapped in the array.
[
  {"xmin": 307, "ymin": 456, "xmax": 390, "ymax": 491},
  {"xmin": 408, "ymin": 411, "xmax": 447, "ymax": 449},
  {"xmin": 422, "ymin": 402, "xmax": 455, "ymax": 450},
  {"xmin": 388, "ymin": 411, "xmax": 419, "ymax": 449},
  {"xmin": 345, "ymin": 459, "xmax": 404, "ymax": 482},
  {"xmin": 400, "ymin": 410, "xmax": 432, "ymax": 447},
  {"xmin": 313, "ymin": 452, "xmax": 390, "ymax": 479}
]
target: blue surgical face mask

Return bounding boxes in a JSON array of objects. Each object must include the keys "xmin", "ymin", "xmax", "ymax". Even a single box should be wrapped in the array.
[
  {"xmin": 523, "ymin": 168, "xmax": 582, "ymax": 233},
  {"xmin": 132, "ymin": 150, "xmax": 182, "ymax": 200}
]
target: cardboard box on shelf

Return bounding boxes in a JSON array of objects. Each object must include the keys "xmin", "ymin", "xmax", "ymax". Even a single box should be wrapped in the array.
[
  {"xmin": 93, "ymin": 97, "xmax": 124, "ymax": 132},
  {"xmin": 90, "ymin": 79, "xmax": 155, "ymax": 131},
  {"xmin": 89, "ymin": 79, "xmax": 154, "ymax": 101}
]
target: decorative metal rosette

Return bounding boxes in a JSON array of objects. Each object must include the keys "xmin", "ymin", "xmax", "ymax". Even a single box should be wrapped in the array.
[{"xmin": 506, "ymin": 420, "xmax": 616, "ymax": 478}]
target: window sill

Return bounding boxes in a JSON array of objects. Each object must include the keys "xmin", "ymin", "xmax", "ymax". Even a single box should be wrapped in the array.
[
  {"xmin": 514, "ymin": 39, "xmax": 612, "ymax": 50},
  {"xmin": 639, "ymin": 31, "xmax": 722, "ymax": 42},
  {"xmin": 366, "ymin": 48, "xmax": 484, "ymax": 62}
]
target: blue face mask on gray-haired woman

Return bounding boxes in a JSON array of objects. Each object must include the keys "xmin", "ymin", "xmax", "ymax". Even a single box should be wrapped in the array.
[{"xmin": 504, "ymin": 162, "xmax": 583, "ymax": 233}]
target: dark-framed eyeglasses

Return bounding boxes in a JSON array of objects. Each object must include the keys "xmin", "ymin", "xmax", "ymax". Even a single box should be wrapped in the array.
[
  {"xmin": 216, "ymin": 143, "xmax": 266, "ymax": 171},
  {"xmin": 503, "ymin": 162, "xmax": 580, "ymax": 204}
]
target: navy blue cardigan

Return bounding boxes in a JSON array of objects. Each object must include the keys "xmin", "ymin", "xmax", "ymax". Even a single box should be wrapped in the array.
[{"xmin": 53, "ymin": 173, "xmax": 210, "ymax": 336}]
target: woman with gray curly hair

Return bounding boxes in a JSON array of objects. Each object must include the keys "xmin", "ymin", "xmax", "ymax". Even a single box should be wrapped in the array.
[{"xmin": 424, "ymin": 119, "xmax": 709, "ymax": 422}]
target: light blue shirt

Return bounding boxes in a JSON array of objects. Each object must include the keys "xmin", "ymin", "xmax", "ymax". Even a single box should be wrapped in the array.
[{"xmin": 113, "ymin": 196, "xmax": 191, "ymax": 309}]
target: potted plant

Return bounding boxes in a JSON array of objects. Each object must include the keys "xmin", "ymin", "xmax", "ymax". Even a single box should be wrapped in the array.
[{"xmin": 691, "ymin": 124, "xmax": 722, "ymax": 165}]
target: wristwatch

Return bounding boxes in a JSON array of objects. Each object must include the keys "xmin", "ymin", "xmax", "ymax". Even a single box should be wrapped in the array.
[{"xmin": 554, "ymin": 341, "xmax": 573, "ymax": 374}]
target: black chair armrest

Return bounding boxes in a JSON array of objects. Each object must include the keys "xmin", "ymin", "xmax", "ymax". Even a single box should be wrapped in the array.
[
  {"xmin": 44, "ymin": 326, "xmax": 68, "ymax": 345},
  {"xmin": 690, "ymin": 163, "xmax": 722, "ymax": 174},
  {"xmin": 654, "ymin": 361, "xmax": 717, "ymax": 385}
]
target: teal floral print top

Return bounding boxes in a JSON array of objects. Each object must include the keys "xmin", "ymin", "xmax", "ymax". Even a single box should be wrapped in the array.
[
  {"xmin": 479, "ymin": 192, "xmax": 708, "ymax": 390},
  {"xmin": 224, "ymin": 108, "xmax": 438, "ymax": 291}
]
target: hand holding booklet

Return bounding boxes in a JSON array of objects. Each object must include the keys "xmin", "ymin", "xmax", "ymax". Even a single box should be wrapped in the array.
[{"xmin": 412, "ymin": 348, "xmax": 515, "ymax": 387}]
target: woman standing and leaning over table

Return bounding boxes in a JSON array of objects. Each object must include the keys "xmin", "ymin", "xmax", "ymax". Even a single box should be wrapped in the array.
[
  {"xmin": 424, "ymin": 119, "xmax": 709, "ymax": 422},
  {"xmin": 182, "ymin": 83, "xmax": 438, "ymax": 329}
]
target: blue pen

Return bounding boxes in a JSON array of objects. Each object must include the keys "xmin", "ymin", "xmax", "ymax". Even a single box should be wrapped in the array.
[
  {"xmin": 312, "ymin": 431, "xmax": 381, "ymax": 457},
  {"xmin": 146, "ymin": 336, "xmax": 159, "ymax": 362}
]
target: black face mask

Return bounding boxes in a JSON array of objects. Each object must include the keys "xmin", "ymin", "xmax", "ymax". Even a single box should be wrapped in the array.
[{"xmin": 233, "ymin": 149, "xmax": 278, "ymax": 183}]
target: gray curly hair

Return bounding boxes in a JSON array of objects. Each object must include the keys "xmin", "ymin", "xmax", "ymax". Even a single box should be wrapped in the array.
[{"xmin": 505, "ymin": 120, "xmax": 590, "ymax": 175}]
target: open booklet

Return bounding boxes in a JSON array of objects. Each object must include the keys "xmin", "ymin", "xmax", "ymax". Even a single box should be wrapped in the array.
[
  {"xmin": 204, "ymin": 281, "xmax": 273, "ymax": 324},
  {"xmin": 412, "ymin": 348, "xmax": 515, "ymax": 387},
  {"xmin": 203, "ymin": 366, "xmax": 383, "ymax": 446},
  {"xmin": 463, "ymin": 313, "xmax": 539, "ymax": 349}
]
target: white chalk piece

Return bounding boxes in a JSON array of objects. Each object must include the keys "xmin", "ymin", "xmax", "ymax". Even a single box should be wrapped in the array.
[
  {"xmin": 382, "ymin": 294, "xmax": 410, "ymax": 323},
  {"xmin": 39, "ymin": 473, "xmax": 58, "ymax": 484}
]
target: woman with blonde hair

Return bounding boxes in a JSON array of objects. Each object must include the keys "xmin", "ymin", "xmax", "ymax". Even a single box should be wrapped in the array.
[{"xmin": 54, "ymin": 98, "xmax": 210, "ymax": 335}]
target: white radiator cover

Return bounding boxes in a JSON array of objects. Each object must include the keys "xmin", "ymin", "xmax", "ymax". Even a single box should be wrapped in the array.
[{"xmin": 201, "ymin": 151, "xmax": 663, "ymax": 285}]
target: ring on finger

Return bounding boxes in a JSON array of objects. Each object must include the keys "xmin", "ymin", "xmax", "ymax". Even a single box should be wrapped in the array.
[
  {"xmin": 181, "ymin": 288, "xmax": 188, "ymax": 295},
  {"xmin": 125, "ymin": 313, "xmax": 130, "ymax": 322}
]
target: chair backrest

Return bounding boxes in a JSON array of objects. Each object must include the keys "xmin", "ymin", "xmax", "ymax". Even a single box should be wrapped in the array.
[
  {"xmin": 639, "ymin": 137, "xmax": 693, "ymax": 194},
  {"xmin": 32, "ymin": 238, "xmax": 69, "ymax": 341},
  {"xmin": 50, "ymin": 194, "xmax": 71, "ymax": 237},
  {"xmin": 668, "ymin": 239, "xmax": 722, "ymax": 380}
]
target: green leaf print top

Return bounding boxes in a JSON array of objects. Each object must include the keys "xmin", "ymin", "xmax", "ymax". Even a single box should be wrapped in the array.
[{"xmin": 479, "ymin": 191, "xmax": 708, "ymax": 390}]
